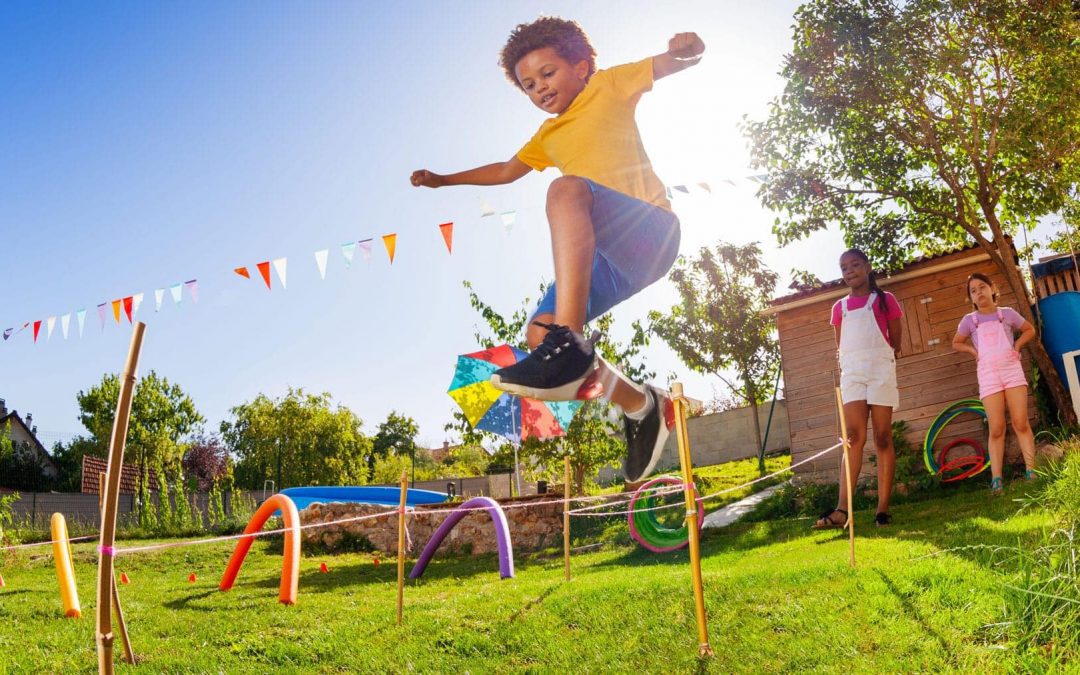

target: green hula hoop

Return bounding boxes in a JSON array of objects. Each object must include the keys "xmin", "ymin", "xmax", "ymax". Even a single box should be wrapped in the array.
[{"xmin": 923, "ymin": 399, "xmax": 987, "ymax": 474}]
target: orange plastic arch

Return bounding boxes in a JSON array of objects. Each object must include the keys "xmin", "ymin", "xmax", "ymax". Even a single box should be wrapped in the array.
[{"xmin": 219, "ymin": 494, "xmax": 301, "ymax": 605}]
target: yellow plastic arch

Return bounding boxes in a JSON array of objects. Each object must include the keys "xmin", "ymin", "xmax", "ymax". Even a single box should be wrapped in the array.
[
  {"xmin": 219, "ymin": 494, "xmax": 301, "ymax": 605},
  {"xmin": 50, "ymin": 512, "xmax": 81, "ymax": 618}
]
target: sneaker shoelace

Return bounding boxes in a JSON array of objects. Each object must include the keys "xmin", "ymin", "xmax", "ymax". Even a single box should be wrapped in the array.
[{"xmin": 529, "ymin": 321, "xmax": 598, "ymax": 361}]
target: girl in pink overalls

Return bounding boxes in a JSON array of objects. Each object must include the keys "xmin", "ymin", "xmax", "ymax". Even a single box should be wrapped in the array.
[
  {"xmin": 814, "ymin": 249, "xmax": 904, "ymax": 529},
  {"xmin": 951, "ymin": 272, "xmax": 1038, "ymax": 492}
]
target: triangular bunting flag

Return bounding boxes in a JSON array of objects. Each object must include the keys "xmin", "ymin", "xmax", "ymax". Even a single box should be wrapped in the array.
[
  {"xmin": 170, "ymin": 283, "xmax": 182, "ymax": 306},
  {"xmin": 500, "ymin": 211, "xmax": 516, "ymax": 231},
  {"xmin": 256, "ymin": 261, "xmax": 272, "ymax": 289},
  {"xmin": 123, "ymin": 296, "xmax": 134, "ymax": 323},
  {"xmin": 33, "ymin": 320, "xmax": 42, "ymax": 343},
  {"xmin": 2, "ymin": 328, "xmax": 11, "ymax": 341},
  {"xmin": 272, "ymin": 257, "xmax": 288, "ymax": 289},
  {"xmin": 132, "ymin": 292, "xmax": 144, "ymax": 316},
  {"xmin": 154, "ymin": 288, "xmax": 164, "ymax": 312},
  {"xmin": 382, "ymin": 234, "xmax": 397, "ymax": 264},
  {"xmin": 97, "ymin": 304, "xmax": 107, "ymax": 330},
  {"xmin": 46, "ymin": 316, "xmax": 56, "ymax": 341},
  {"xmin": 358, "ymin": 239, "xmax": 373, "ymax": 262},
  {"xmin": 184, "ymin": 280, "xmax": 198, "ymax": 303},
  {"xmin": 234, "ymin": 266, "xmax": 251, "ymax": 280},
  {"xmin": 61, "ymin": 314, "xmax": 70, "ymax": 340},
  {"xmin": 111, "ymin": 300, "xmax": 122, "ymax": 324},
  {"xmin": 77, "ymin": 309, "xmax": 86, "ymax": 338},
  {"xmin": 697, "ymin": 182, "xmax": 712, "ymax": 193},
  {"xmin": 439, "ymin": 222, "xmax": 453, "ymax": 254},
  {"xmin": 665, "ymin": 186, "xmax": 673, "ymax": 200},
  {"xmin": 479, "ymin": 198, "xmax": 495, "ymax": 217},
  {"xmin": 722, "ymin": 179, "xmax": 737, "ymax": 187},
  {"xmin": 673, "ymin": 185, "xmax": 690, "ymax": 194},
  {"xmin": 315, "ymin": 249, "xmax": 329, "ymax": 280},
  {"xmin": 341, "ymin": 242, "xmax": 356, "ymax": 268}
]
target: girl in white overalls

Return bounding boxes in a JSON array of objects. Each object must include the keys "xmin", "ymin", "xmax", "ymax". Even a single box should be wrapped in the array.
[
  {"xmin": 814, "ymin": 249, "xmax": 903, "ymax": 530},
  {"xmin": 951, "ymin": 272, "xmax": 1037, "ymax": 493}
]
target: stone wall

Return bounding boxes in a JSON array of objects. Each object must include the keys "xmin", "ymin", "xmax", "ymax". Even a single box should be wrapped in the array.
[{"xmin": 299, "ymin": 496, "xmax": 564, "ymax": 555}]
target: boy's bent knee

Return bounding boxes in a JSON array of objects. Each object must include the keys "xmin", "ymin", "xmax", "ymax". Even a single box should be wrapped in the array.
[{"xmin": 547, "ymin": 176, "xmax": 592, "ymax": 204}]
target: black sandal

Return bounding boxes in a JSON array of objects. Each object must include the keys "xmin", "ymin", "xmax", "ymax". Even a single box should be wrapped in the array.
[
  {"xmin": 875, "ymin": 512, "xmax": 892, "ymax": 527},
  {"xmin": 812, "ymin": 508, "xmax": 848, "ymax": 530}
]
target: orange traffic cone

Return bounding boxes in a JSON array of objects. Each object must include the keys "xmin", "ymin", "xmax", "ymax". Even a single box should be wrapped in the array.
[
  {"xmin": 120, "ymin": 573, "xmax": 130, "ymax": 585},
  {"xmin": 188, "ymin": 573, "xmax": 197, "ymax": 583},
  {"xmin": 0, "ymin": 573, "xmax": 6, "ymax": 588},
  {"xmin": 373, "ymin": 557, "xmax": 380, "ymax": 567},
  {"xmin": 319, "ymin": 562, "xmax": 329, "ymax": 573}
]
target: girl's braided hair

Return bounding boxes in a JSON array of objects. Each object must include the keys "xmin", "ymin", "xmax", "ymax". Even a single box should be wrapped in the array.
[
  {"xmin": 499, "ymin": 16, "xmax": 597, "ymax": 91},
  {"xmin": 842, "ymin": 248, "xmax": 887, "ymax": 312}
]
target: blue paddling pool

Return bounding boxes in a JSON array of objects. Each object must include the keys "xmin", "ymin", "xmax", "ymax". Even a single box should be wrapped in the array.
[{"xmin": 279, "ymin": 486, "xmax": 449, "ymax": 511}]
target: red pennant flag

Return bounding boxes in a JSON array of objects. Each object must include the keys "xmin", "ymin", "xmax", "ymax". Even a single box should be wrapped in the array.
[
  {"xmin": 234, "ymin": 266, "xmax": 251, "ymax": 279},
  {"xmin": 111, "ymin": 300, "xmax": 122, "ymax": 323},
  {"xmin": 33, "ymin": 320, "xmax": 42, "ymax": 343},
  {"xmin": 256, "ymin": 261, "xmax": 272, "ymax": 289},
  {"xmin": 439, "ymin": 222, "xmax": 454, "ymax": 254},
  {"xmin": 123, "ymin": 296, "xmax": 133, "ymax": 323},
  {"xmin": 120, "ymin": 572, "xmax": 130, "ymax": 585},
  {"xmin": 382, "ymin": 234, "xmax": 397, "ymax": 264},
  {"xmin": 319, "ymin": 562, "xmax": 329, "ymax": 573}
]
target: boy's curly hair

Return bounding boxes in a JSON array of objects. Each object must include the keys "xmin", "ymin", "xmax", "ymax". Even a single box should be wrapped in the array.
[{"xmin": 499, "ymin": 16, "xmax": 597, "ymax": 90}]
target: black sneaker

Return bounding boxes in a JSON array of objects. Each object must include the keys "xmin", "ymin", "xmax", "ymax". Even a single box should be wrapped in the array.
[
  {"xmin": 490, "ymin": 322, "xmax": 599, "ymax": 401},
  {"xmin": 622, "ymin": 386, "xmax": 675, "ymax": 482}
]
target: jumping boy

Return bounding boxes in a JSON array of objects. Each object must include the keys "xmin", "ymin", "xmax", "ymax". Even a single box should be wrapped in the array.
[{"xmin": 411, "ymin": 17, "xmax": 704, "ymax": 482}]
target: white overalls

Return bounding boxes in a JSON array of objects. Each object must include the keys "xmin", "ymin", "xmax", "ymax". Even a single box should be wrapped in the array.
[{"xmin": 838, "ymin": 293, "xmax": 899, "ymax": 409}]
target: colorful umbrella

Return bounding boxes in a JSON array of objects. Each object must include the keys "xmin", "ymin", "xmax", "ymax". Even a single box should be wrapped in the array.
[{"xmin": 448, "ymin": 344, "xmax": 583, "ymax": 442}]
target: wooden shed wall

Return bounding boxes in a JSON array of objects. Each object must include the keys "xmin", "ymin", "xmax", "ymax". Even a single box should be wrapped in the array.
[{"xmin": 776, "ymin": 249, "xmax": 1035, "ymax": 479}]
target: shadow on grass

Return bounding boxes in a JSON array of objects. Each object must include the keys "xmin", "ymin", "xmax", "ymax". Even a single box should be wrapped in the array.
[{"xmin": 873, "ymin": 568, "xmax": 952, "ymax": 655}]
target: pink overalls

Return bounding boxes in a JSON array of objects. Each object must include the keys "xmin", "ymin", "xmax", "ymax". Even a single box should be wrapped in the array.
[
  {"xmin": 973, "ymin": 309, "xmax": 1028, "ymax": 400},
  {"xmin": 838, "ymin": 293, "xmax": 899, "ymax": 409}
]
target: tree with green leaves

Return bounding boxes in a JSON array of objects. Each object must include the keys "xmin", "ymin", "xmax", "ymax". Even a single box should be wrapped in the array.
[
  {"xmin": 221, "ymin": 388, "xmax": 370, "ymax": 490},
  {"xmin": 75, "ymin": 369, "xmax": 205, "ymax": 468},
  {"xmin": 371, "ymin": 412, "xmax": 420, "ymax": 483},
  {"xmin": 650, "ymin": 242, "xmax": 781, "ymax": 468},
  {"xmin": 450, "ymin": 281, "xmax": 650, "ymax": 493},
  {"xmin": 746, "ymin": 0, "xmax": 1080, "ymax": 422}
]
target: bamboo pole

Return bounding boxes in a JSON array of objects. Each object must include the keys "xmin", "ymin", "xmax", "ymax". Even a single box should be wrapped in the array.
[
  {"xmin": 396, "ymin": 469, "xmax": 408, "ymax": 626},
  {"xmin": 671, "ymin": 382, "xmax": 713, "ymax": 657},
  {"xmin": 835, "ymin": 387, "xmax": 856, "ymax": 568},
  {"xmin": 563, "ymin": 455, "xmax": 571, "ymax": 581},
  {"xmin": 96, "ymin": 322, "xmax": 145, "ymax": 675},
  {"xmin": 99, "ymin": 474, "xmax": 134, "ymax": 664}
]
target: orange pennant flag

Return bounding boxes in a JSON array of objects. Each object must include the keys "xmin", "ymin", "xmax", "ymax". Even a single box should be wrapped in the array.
[
  {"xmin": 111, "ymin": 300, "xmax": 122, "ymax": 323},
  {"xmin": 382, "ymin": 233, "xmax": 397, "ymax": 264},
  {"xmin": 123, "ymin": 296, "xmax": 133, "ymax": 323},
  {"xmin": 439, "ymin": 222, "xmax": 453, "ymax": 254},
  {"xmin": 234, "ymin": 266, "xmax": 251, "ymax": 279},
  {"xmin": 256, "ymin": 261, "xmax": 272, "ymax": 289}
]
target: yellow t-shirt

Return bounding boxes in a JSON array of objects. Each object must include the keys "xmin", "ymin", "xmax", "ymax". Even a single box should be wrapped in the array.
[{"xmin": 516, "ymin": 58, "xmax": 671, "ymax": 212}]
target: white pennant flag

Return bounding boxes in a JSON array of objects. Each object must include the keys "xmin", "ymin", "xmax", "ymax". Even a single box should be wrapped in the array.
[
  {"xmin": 272, "ymin": 257, "xmax": 288, "ymax": 289},
  {"xmin": 315, "ymin": 249, "xmax": 329, "ymax": 280},
  {"xmin": 46, "ymin": 316, "xmax": 56, "ymax": 341},
  {"xmin": 500, "ymin": 211, "xmax": 516, "ymax": 231},
  {"xmin": 77, "ymin": 309, "xmax": 86, "ymax": 338},
  {"xmin": 479, "ymin": 198, "xmax": 496, "ymax": 217},
  {"xmin": 132, "ymin": 293, "xmax": 144, "ymax": 317},
  {"xmin": 61, "ymin": 313, "xmax": 71, "ymax": 339},
  {"xmin": 154, "ymin": 288, "xmax": 165, "ymax": 311},
  {"xmin": 170, "ymin": 283, "xmax": 183, "ymax": 305}
]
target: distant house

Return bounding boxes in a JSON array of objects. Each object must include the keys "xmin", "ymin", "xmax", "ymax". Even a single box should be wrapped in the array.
[
  {"xmin": 0, "ymin": 398, "xmax": 60, "ymax": 479},
  {"xmin": 764, "ymin": 245, "xmax": 1035, "ymax": 480}
]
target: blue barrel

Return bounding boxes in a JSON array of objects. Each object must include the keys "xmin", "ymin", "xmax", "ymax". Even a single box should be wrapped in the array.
[{"xmin": 1037, "ymin": 291, "xmax": 1080, "ymax": 383}]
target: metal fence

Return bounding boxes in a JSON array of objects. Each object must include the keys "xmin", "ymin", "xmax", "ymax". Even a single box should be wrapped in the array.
[{"xmin": 4, "ymin": 490, "xmax": 236, "ymax": 530}]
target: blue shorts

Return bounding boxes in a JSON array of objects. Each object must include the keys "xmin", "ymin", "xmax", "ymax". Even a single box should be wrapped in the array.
[{"xmin": 532, "ymin": 178, "xmax": 680, "ymax": 322}]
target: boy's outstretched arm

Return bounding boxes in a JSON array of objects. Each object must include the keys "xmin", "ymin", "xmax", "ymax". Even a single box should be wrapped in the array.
[
  {"xmin": 411, "ymin": 156, "xmax": 531, "ymax": 188},
  {"xmin": 652, "ymin": 32, "xmax": 705, "ymax": 80}
]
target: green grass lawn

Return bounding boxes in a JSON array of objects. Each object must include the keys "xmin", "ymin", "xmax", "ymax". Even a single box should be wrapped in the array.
[{"xmin": 1, "ymin": 476, "xmax": 1064, "ymax": 673}]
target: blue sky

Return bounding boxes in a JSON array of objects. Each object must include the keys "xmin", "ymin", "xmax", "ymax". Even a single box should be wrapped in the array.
[{"xmin": 2, "ymin": 2, "xmax": 1062, "ymax": 450}]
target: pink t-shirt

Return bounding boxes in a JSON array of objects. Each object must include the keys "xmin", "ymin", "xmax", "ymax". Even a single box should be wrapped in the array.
[
  {"xmin": 955, "ymin": 307, "xmax": 1026, "ymax": 350},
  {"xmin": 830, "ymin": 292, "xmax": 903, "ymax": 341}
]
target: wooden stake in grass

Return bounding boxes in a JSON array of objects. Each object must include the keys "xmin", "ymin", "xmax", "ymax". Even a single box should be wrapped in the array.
[
  {"xmin": 671, "ymin": 382, "xmax": 713, "ymax": 658},
  {"xmin": 835, "ymin": 386, "xmax": 856, "ymax": 568},
  {"xmin": 396, "ymin": 469, "xmax": 408, "ymax": 626},
  {"xmin": 98, "ymin": 474, "xmax": 135, "ymax": 663},
  {"xmin": 563, "ymin": 454, "xmax": 571, "ymax": 582},
  {"xmin": 96, "ymin": 322, "xmax": 145, "ymax": 675}
]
